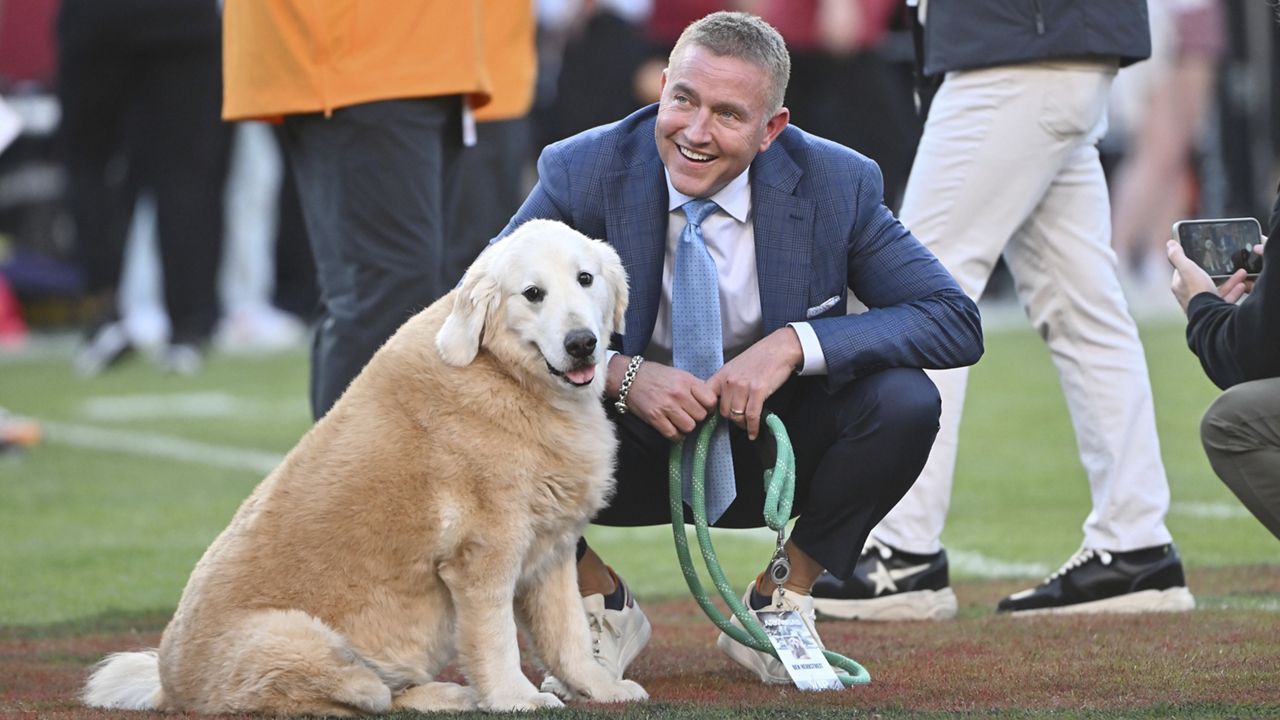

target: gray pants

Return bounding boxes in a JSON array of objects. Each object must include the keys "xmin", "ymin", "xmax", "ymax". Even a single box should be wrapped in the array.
[
  {"xmin": 282, "ymin": 97, "xmax": 463, "ymax": 419},
  {"xmin": 1201, "ymin": 378, "xmax": 1280, "ymax": 541}
]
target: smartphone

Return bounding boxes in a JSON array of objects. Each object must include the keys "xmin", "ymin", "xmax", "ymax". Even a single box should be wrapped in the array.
[{"xmin": 1173, "ymin": 217, "xmax": 1264, "ymax": 282}]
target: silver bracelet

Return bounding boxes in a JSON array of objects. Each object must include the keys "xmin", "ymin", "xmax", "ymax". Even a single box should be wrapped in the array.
[{"xmin": 613, "ymin": 355, "xmax": 645, "ymax": 415}]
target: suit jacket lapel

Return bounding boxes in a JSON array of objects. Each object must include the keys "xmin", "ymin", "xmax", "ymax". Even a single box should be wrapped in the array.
[
  {"xmin": 752, "ymin": 142, "xmax": 815, "ymax": 334},
  {"xmin": 604, "ymin": 152, "xmax": 669, "ymax": 355}
]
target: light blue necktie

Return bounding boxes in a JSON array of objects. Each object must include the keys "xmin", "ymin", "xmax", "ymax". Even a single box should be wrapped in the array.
[{"xmin": 672, "ymin": 198, "xmax": 736, "ymax": 523}]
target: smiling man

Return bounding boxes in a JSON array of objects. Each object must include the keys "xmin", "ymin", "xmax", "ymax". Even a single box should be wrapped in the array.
[{"xmin": 496, "ymin": 11, "xmax": 982, "ymax": 686}]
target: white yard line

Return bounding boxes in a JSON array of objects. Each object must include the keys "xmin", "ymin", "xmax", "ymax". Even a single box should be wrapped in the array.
[
  {"xmin": 41, "ymin": 420, "xmax": 284, "ymax": 475},
  {"xmin": 1170, "ymin": 501, "xmax": 1254, "ymax": 520},
  {"xmin": 74, "ymin": 391, "xmax": 307, "ymax": 422},
  {"xmin": 947, "ymin": 549, "xmax": 1050, "ymax": 579},
  {"xmin": 78, "ymin": 392, "xmax": 253, "ymax": 421},
  {"xmin": 43, "ymin": 417, "xmax": 1223, "ymax": 582}
]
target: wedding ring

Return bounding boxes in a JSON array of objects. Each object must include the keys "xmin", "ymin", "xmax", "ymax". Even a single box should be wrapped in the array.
[{"xmin": 729, "ymin": 408, "xmax": 746, "ymax": 416}]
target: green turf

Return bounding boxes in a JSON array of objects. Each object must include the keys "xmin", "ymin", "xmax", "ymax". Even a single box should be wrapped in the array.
[
  {"xmin": 0, "ymin": 321, "xmax": 1276, "ymax": 630},
  {"xmin": 600, "ymin": 318, "xmax": 1278, "ymax": 595}
]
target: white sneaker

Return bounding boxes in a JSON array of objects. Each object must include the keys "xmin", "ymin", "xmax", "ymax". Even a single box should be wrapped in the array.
[
  {"xmin": 215, "ymin": 304, "xmax": 307, "ymax": 355},
  {"xmin": 157, "ymin": 343, "xmax": 204, "ymax": 376},
  {"xmin": 716, "ymin": 583, "xmax": 824, "ymax": 684},
  {"xmin": 541, "ymin": 576, "xmax": 651, "ymax": 697},
  {"xmin": 73, "ymin": 322, "xmax": 132, "ymax": 377}
]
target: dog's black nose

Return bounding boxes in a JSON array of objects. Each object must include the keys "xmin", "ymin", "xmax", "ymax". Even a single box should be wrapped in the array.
[{"xmin": 564, "ymin": 329, "xmax": 597, "ymax": 359}]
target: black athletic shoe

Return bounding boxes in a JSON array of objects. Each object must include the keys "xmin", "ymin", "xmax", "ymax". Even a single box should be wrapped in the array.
[
  {"xmin": 997, "ymin": 544, "xmax": 1195, "ymax": 616},
  {"xmin": 811, "ymin": 538, "xmax": 958, "ymax": 621}
]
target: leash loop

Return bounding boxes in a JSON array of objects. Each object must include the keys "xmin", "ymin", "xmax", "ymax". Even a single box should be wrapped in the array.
[{"xmin": 669, "ymin": 412, "xmax": 871, "ymax": 686}]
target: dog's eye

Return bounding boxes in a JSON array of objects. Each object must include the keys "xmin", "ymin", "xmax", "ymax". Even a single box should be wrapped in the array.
[
  {"xmin": 522, "ymin": 286, "xmax": 545, "ymax": 303},
  {"xmin": 577, "ymin": 272, "xmax": 593, "ymax": 287}
]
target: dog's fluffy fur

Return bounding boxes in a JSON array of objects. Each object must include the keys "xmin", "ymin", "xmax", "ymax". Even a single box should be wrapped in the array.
[{"xmin": 84, "ymin": 220, "xmax": 646, "ymax": 714}]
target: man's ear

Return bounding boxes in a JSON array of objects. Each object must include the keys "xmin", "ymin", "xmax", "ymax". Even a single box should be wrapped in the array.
[
  {"xmin": 758, "ymin": 107, "xmax": 790, "ymax": 153},
  {"xmin": 436, "ymin": 254, "xmax": 499, "ymax": 366}
]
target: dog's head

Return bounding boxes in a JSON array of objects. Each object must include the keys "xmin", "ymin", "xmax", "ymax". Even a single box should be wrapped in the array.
[{"xmin": 436, "ymin": 220, "xmax": 629, "ymax": 393}]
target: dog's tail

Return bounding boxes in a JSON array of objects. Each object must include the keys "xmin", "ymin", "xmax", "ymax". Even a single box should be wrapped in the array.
[{"xmin": 83, "ymin": 650, "xmax": 166, "ymax": 710}]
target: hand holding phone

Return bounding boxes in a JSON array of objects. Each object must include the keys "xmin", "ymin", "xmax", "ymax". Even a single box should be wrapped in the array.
[
  {"xmin": 1167, "ymin": 239, "xmax": 1216, "ymax": 312},
  {"xmin": 1172, "ymin": 217, "xmax": 1264, "ymax": 283}
]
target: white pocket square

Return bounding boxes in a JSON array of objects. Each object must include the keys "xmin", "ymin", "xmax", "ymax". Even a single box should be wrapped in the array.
[{"xmin": 805, "ymin": 295, "xmax": 842, "ymax": 318}]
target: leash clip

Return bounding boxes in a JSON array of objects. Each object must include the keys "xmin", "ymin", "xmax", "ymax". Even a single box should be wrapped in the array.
[{"xmin": 767, "ymin": 527, "xmax": 791, "ymax": 586}]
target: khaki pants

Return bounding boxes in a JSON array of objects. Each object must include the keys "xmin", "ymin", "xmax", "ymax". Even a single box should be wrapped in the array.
[
  {"xmin": 872, "ymin": 60, "xmax": 1175, "ymax": 554},
  {"xmin": 1201, "ymin": 379, "xmax": 1280, "ymax": 542}
]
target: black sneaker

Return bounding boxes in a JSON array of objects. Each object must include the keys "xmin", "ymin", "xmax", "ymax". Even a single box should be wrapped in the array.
[
  {"xmin": 811, "ymin": 538, "xmax": 957, "ymax": 621},
  {"xmin": 997, "ymin": 544, "xmax": 1195, "ymax": 616}
]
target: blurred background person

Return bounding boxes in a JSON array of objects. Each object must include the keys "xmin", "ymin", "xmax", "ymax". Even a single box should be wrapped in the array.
[
  {"xmin": 752, "ymin": 0, "xmax": 919, "ymax": 209},
  {"xmin": 58, "ymin": 0, "xmax": 229, "ymax": 376},
  {"xmin": 0, "ymin": 0, "xmax": 67, "ymax": 353},
  {"xmin": 0, "ymin": 93, "xmax": 26, "ymax": 348},
  {"xmin": 215, "ymin": 121, "xmax": 310, "ymax": 355},
  {"xmin": 534, "ymin": 0, "xmax": 654, "ymax": 151},
  {"xmin": 1109, "ymin": 0, "xmax": 1226, "ymax": 305},
  {"xmin": 267, "ymin": 140, "xmax": 319, "ymax": 331},
  {"xmin": 90, "ymin": 120, "xmax": 315, "ymax": 362}
]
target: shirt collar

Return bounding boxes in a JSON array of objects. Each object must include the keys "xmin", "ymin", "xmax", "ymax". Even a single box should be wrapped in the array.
[{"xmin": 665, "ymin": 166, "xmax": 751, "ymax": 223}]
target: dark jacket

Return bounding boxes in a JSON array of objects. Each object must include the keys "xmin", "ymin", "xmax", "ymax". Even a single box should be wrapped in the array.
[
  {"xmin": 1185, "ymin": 190, "xmax": 1280, "ymax": 390},
  {"xmin": 921, "ymin": 0, "xmax": 1151, "ymax": 76}
]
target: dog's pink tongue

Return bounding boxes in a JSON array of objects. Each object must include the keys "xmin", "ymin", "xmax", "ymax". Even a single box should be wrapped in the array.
[{"xmin": 566, "ymin": 366, "xmax": 596, "ymax": 385}]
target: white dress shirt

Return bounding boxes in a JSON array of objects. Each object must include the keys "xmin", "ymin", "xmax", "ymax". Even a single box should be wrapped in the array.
[{"xmin": 640, "ymin": 167, "xmax": 827, "ymax": 375}]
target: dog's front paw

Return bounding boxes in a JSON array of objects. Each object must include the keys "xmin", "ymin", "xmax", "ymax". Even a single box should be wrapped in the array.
[
  {"xmin": 582, "ymin": 679, "xmax": 648, "ymax": 704},
  {"xmin": 480, "ymin": 691, "xmax": 565, "ymax": 712}
]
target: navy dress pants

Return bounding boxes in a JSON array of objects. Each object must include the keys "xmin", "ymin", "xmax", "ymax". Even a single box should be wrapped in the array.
[
  {"xmin": 595, "ymin": 367, "xmax": 941, "ymax": 579},
  {"xmin": 283, "ymin": 97, "xmax": 463, "ymax": 419}
]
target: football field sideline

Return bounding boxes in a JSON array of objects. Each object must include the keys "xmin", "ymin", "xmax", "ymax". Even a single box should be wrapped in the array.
[{"xmin": 36, "ymin": 413, "xmax": 1249, "ymax": 583}]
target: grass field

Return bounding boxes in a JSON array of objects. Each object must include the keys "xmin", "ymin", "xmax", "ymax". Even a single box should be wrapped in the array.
[{"xmin": 1, "ymin": 317, "xmax": 1277, "ymax": 717}]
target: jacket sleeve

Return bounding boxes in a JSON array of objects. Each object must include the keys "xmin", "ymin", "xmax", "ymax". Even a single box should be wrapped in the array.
[
  {"xmin": 1185, "ymin": 234, "xmax": 1280, "ymax": 389},
  {"xmin": 496, "ymin": 144, "xmax": 574, "ymax": 239},
  {"xmin": 809, "ymin": 163, "xmax": 984, "ymax": 390}
]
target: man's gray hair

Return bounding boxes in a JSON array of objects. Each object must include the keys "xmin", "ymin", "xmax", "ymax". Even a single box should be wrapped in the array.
[{"xmin": 669, "ymin": 11, "xmax": 791, "ymax": 113}]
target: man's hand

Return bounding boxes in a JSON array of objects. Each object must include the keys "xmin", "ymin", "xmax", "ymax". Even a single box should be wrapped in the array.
[
  {"xmin": 1217, "ymin": 267, "xmax": 1255, "ymax": 303},
  {"xmin": 1166, "ymin": 238, "xmax": 1241, "ymax": 312},
  {"xmin": 708, "ymin": 327, "xmax": 804, "ymax": 440},
  {"xmin": 608, "ymin": 354, "xmax": 717, "ymax": 441},
  {"xmin": 1223, "ymin": 238, "xmax": 1267, "ymax": 298}
]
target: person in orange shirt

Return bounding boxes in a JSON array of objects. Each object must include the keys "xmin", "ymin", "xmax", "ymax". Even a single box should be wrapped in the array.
[
  {"xmin": 447, "ymin": 5, "xmax": 538, "ymax": 289},
  {"xmin": 222, "ymin": 1, "xmax": 533, "ymax": 420}
]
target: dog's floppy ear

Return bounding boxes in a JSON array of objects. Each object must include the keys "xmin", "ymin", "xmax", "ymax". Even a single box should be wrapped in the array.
[
  {"xmin": 597, "ymin": 240, "xmax": 629, "ymax": 336},
  {"xmin": 436, "ymin": 251, "xmax": 500, "ymax": 366}
]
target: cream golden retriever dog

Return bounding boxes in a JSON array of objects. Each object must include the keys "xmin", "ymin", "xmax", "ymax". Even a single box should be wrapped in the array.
[{"xmin": 84, "ymin": 220, "xmax": 647, "ymax": 715}]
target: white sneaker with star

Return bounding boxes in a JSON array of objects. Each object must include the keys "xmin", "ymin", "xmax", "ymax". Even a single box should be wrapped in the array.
[
  {"xmin": 540, "ymin": 576, "xmax": 651, "ymax": 698},
  {"xmin": 715, "ymin": 583, "xmax": 824, "ymax": 684}
]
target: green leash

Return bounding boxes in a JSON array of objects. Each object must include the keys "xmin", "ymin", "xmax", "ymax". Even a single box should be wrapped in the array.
[{"xmin": 668, "ymin": 411, "xmax": 871, "ymax": 687}]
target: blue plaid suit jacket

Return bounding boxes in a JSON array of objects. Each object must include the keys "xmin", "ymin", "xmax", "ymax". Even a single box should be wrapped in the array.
[{"xmin": 499, "ymin": 104, "xmax": 982, "ymax": 390}]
